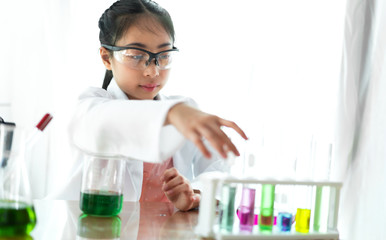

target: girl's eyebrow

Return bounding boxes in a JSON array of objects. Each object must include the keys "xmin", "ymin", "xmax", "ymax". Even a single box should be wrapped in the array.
[{"xmin": 125, "ymin": 42, "xmax": 172, "ymax": 49}]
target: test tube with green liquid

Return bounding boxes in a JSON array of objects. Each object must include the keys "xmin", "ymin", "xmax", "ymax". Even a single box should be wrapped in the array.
[
  {"xmin": 220, "ymin": 184, "xmax": 236, "ymax": 233},
  {"xmin": 313, "ymin": 186, "xmax": 323, "ymax": 231},
  {"xmin": 259, "ymin": 184, "xmax": 275, "ymax": 231}
]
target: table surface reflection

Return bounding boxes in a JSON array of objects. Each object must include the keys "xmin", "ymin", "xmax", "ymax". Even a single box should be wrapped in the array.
[{"xmin": 28, "ymin": 200, "xmax": 204, "ymax": 240}]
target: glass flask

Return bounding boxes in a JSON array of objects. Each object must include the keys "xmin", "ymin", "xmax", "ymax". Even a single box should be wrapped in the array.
[
  {"xmin": 77, "ymin": 214, "xmax": 121, "ymax": 240},
  {"xmin": 0, "ymin": 123, "xmax": 37, "ymax": 237},
  {"xmin": 80, "ymin": 154, "xmax": 125, "ymax": 216}
]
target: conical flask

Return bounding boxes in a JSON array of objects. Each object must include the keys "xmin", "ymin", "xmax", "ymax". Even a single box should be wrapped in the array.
[{"xmin": 0, "ymin": 124, "xmax": 37, "ymax": 237}]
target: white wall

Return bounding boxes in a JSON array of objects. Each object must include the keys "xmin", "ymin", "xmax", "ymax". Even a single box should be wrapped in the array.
[{"xmin": 1, "ymin": 0, "xmax": 346, "ymax": 197}]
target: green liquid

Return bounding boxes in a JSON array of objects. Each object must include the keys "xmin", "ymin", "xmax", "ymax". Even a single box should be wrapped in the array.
[
  {"xmin": 80, "ymin": 190, "xmax": 123, "ymax": 216},
  {"xmin": 77, "ymin": 214, "xmax": 121, "ymax": 238},
  {"xmin": 313, "ymin": 186, "xmax": 323, "ymax": 231},
  {"xmin": 0, "ymin": 200, "xmax": 37, "ymax": 237},
  {"xmin": 220, "ymin": 185, "xmax": 236, "ymax": 233}
]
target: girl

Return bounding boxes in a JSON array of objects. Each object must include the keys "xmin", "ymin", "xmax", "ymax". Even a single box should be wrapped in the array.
[{"xmin": 66, "ymin": 0, "xmax": 247, "ymax": 211}]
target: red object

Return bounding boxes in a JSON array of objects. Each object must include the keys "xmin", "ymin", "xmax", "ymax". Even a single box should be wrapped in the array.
[{"xmin": 36, "ymin": 113, "xmax": 53, "ymax": 131}]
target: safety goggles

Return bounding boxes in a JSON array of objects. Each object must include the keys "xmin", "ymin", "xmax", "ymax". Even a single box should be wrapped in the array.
[{"xmin": 102, "ymin": 44, "xmax": 179, "ymax": 70}]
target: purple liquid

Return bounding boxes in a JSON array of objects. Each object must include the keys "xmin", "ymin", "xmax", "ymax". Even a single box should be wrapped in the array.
[
  {"xmin": 239, "ymin": 207, "xmax": 254, "ymax": 231},
  {"xmin": 278, "ymin": 212, "xmax": 293, "ymax": 232}
]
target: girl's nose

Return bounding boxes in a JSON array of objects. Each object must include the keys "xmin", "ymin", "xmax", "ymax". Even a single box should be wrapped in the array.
[{"xmin": 143, "ymin": 61, "xmax": 160, "ymax": 78}]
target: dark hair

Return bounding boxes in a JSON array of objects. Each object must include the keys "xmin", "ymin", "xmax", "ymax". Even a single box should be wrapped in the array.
[{"xmin": 99, "ymin": 0, "xmax": 175, "ymax": 90}]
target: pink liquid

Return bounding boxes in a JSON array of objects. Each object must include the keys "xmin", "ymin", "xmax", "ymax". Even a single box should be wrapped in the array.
[
  {"xmin": 239, "ymin": 207, "xmax": 254, "ymax": 231},
  {"xmin": 236, "ymin": 208, "xmax": 277, "ymax": 225}
]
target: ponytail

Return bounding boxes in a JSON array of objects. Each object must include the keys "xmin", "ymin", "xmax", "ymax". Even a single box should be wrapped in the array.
[{"xmin": 102, "ymin": 70, "xmax": 113, "ymax": 90}]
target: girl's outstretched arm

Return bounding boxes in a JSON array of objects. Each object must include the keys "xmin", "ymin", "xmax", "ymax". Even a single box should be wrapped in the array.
[{"xmin": 165, "ymin": 103, "xmax": 248, "ymax": 159}]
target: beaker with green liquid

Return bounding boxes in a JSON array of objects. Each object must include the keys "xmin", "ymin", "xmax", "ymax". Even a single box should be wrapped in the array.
[
  {"xmin": 80, "ymin": 154, "xmax": 125, "ymax": 216},
  {"xmin": 77, "ymin": 214, "xmax": 121, "ymax": 239},
  {"xmin": 0, "ymin": 123, "xmax": 37, "ymax": 237}
]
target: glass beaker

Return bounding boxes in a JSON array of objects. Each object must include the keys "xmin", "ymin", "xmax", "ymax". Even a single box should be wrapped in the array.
[
  {"xmin": 80, "ymin": 154, "xmax": 125, "ymax": 216},
  {"xmin": 77, "ymin": 214, "xmax": 121, "ymax": 240},
  {"xmin": 0, "ymin": 125, "xmax": 37, "ymax": 237}
]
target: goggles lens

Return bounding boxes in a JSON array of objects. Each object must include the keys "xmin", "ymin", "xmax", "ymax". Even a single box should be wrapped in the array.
[{"xmin": 113, "ymin": 48, "xmax": 178, "ymax": 70}]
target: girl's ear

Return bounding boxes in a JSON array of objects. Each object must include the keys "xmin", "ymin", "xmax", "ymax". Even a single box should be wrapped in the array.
[{"xmin": 100, "ymin": 47, "xmax": 112, "ymax": 70}]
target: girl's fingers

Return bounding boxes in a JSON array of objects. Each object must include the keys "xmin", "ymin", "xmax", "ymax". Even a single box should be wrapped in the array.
[
  {"xmin": 189, "ymin": 131, "xmax": 211, "ymax": 159},
  {"xmin": 199, "ymin": 120, "xmax": 241, "ymax": 158},
  {"xmin": 164, "ymin": 182, "xmax": 192, "ymax": 197},
  {"xmin": 161, "ymin": 167, "xmax": 178, "ymax": 182},
  {"xmin": 219, "ymin": 118, "xmax": 248, "ymax": 140},
  {"xmin": 162, "ymin": 174, "xmax": 184, "ymax": 192},
  {"xmin": 197, "ymin": 125, "xmax": 228, "ymax": 158},
  {"xmin": 191, "ymin": 192, "xmax": 201, "ymax": 203},
  {"xmin": 208, "ymin": 123, "xmax": 241, "ymax": 157}
]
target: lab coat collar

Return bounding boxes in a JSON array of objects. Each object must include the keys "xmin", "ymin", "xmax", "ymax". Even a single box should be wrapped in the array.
[
  {"xmin": 107, "ymin": 78, "xmax": 164, "ymax": 101},
  {"xmin": 107, "ymin": 78, "xmax": 129, "ymax": 100}
]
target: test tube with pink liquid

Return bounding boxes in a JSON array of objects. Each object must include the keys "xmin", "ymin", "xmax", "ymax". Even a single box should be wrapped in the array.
[{"xmin": 238, "ymin": 187, "xmax": 256, "ymax": 232}]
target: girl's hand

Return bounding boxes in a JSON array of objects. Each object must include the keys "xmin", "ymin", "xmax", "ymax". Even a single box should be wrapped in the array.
[
  {"xmin": 166, "ymin": 103, "xmax": 248, "ymax": 159},
  {"xmin": 161, "ymin": 168, "xmax": 200, "ymax": 211}
]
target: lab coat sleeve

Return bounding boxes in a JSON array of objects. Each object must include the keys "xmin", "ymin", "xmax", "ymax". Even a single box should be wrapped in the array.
[{"xmin": 69, "ymin": 87, "xmax": 193, "ymax": 163}]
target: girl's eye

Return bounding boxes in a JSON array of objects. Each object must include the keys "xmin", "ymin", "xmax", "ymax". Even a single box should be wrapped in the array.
[
  {"xmin": 121, "ymin": 49, "xmax": 148, "ymax": 61},
  {"xmin": 158, "ymin": 53, "xmax": 171, "ymax": 60},
  {"xmin": 123, "ymin": 54, "xmax": 145, "ymax": 61},
  {"xmin": 129, "ymin": 55, "xmax": 145, "ymax": 60}
]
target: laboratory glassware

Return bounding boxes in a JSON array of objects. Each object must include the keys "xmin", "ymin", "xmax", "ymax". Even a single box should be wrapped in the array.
[
  {"xmin": 80, "ymin": 154, "xmax": 125, "ymax": 216},
  {"xmin": 0, "ymin": 122, "xmax": 37, "ymax": 237}
]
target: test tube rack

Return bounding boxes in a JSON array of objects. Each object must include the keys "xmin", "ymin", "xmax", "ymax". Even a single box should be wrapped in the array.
[{"xmin": 195, "ymin": 173, "xmax": 342, "ymax": 240}]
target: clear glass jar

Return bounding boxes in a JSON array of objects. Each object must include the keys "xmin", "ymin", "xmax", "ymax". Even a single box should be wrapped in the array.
[{"xmin": 80, "ymin": 154, "xmax": 125, "ymax": 216}]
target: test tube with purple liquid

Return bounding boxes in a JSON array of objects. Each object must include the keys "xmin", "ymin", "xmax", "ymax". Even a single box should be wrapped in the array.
[{"xmin": 239, "ymin": 187, "xmax": 256, "ymax": 232}]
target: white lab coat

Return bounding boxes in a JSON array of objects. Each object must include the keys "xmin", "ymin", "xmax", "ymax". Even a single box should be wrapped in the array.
[{"xmin": 49, "ymin": 79, "xmax": 225, "ymax": 201}]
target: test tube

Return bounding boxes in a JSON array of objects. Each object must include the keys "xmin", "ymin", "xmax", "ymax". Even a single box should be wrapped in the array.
[
  {"xmin": 277, "ymin": 212, "xmax": 293, "ymax": 232},
  {"xmin": 313, "ymin": 186, "xmax": 323, "ymax": 231},
  {"xmin": 259, "ymin": 184, "xmax": 275, "ymax": 231},
  {"xmin": 295, "ymin": 186, "xmax": 312, "ymax": 233},
  {"xmin": 239, "ymin": 187, "xmax": 256, "ymax": 232},
  {"xmin": 295, "ymin": 208, "xmax": 311, "ymax": 233},
  {"xmin": 220, "ymin": 184, "xmax": 236, "ymax": 233}
]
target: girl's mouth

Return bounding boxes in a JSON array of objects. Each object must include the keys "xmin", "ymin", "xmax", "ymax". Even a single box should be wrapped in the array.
[{"xmin": 140, "ymin": 84, "xmax": 160, "ymax": 92}]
